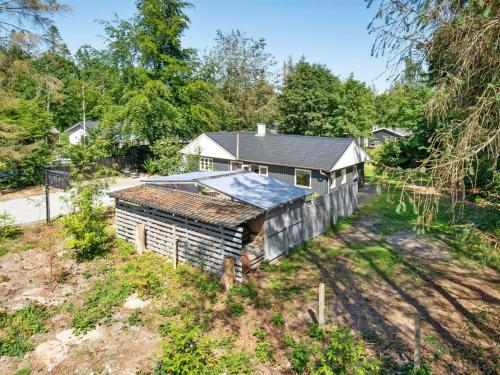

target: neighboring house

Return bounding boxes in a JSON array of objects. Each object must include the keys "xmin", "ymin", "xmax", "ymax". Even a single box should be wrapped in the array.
[
  {"xmin": 368, "ymin": 126, "xmax": 412, "ymax": 147},
  {"xmin": 64, "ymin": 120, "xmax": 98, "ymax": 145},
  {"xmin": 111, "ymin": 169, "xmax": 358, "ymax": 281},
  {"xmin": 180, "ymin": 124, "xmax": 370, "ymax": 196}
]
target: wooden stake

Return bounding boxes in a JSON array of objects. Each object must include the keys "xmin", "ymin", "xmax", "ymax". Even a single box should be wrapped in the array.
[
  {"xmin": 222, "ymin": 256, "xmax": 235, "ymax": 291},
  {"xmin": 173, "ymin": 239, "xmax": 178, "ymax": 270},
  {"xmin": 414, "ymin": 314, "xmax": 421, "ymax": 369},
  {"xmin": 135, "ymin": 224, "xmax": 146, "ymax": 254},
  {"xmin": 318, "ymin": 282, "xmax": 326, "ymax": 329}
]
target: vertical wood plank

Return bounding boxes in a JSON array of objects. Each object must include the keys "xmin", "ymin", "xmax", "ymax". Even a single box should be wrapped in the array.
[
  {"xmin": 222, "ymin": 256, "xmax": 235, "ymax": 291},
  {"xmin": 414, "ymin": 314, "xmax": 421, "ymax": 369},
  {"xmin": 318, "ymin": 282, "xmax": 326, "ymax": 329},
  {"xmin": 135, "ymin": 224, "xmax": 145, "ymax": 254}
]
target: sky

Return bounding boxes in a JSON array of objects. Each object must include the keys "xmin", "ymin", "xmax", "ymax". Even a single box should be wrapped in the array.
[{"xmin": 53, "ymin": 0, "xmax": 394, "ymax": 92}]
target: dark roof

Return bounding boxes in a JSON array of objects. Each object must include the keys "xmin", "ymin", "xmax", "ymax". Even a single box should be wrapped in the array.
[
  {"xmin": 205, "ymin": 132, "xmax": 354, "ymax": 171},
  {"xmin": 110, "ymin": 185, "xmax": 263, "ymax": 227},
  {"xmin": 371, "ymin": 127, "xmax": 411, "ymax": 137},
  {"xmin": 64, "ymin": 120, "xmax": 99, "ymax": 133}
]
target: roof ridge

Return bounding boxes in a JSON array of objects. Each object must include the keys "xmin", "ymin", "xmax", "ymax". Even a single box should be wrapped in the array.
[{"xmin": 204, "ymin": 131, "xmax": 352, "ymax": 141}]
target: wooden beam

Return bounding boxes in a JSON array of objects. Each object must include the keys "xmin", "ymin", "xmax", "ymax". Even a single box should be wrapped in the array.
[
  {"xmin": 318, "ymin": 282, "xmax": 325, "ymax": 329},
  {"xmin": 135, "ymin": 224, "xmax": 146, "ymax": 254},
  {"xmin": 222, "ymin": 256, "xmax": 235, "ymax": 291}
]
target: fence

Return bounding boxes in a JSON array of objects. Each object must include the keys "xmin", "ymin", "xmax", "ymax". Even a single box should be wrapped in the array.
[
  {"xmin": 303, "ymin": 182, "xmax": 358, "ymax": 240},
  {"xmin": 115, "ymin": 200, "xmax": 246, "ymax": 281}
]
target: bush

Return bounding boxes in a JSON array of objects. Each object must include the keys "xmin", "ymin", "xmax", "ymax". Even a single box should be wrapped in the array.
[
  {"xmin": 0, "ymin": 304, "xmax": 48, "ymax": 356},
  {"xmin": 313, "ymin": 327, "xmax": 380, "ymax": 374},
  {"xmin": 255, "ymin": 341, "xmax": 273, "ymax": 363},
  {"xmin": 308, "ymin": 324, "xmax": 325, "ymax": 340},
  {"xmin": 62, "ymin": 184, "xmax": 112, "ymax": 261},
  {"xmin": 154, "ymin": 325, "xmax": 215, "ymax": 374},
  {"xmin": 228, "ymin": 301, "xmax": 244, "ymax": 317},
  {"xmin": 271, "ymin": 313, "xmax": 286, "ymax": 328},
  {"xmin": 0, "ymin": 212, "xmax": 22, "ymax": 241},
  {"xmin": 291, "ymin": 341, "xmax": 311, "ymax": 373}
]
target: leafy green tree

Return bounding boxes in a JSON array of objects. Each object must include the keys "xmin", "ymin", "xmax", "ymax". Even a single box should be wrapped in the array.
[
  {"xmin": 279, "ymin": 60, "xmax": 341, "ymax": 136},
  {"xmin": 331, "ymin": 74, "xmax": 376, "ymax": 137},
  {"xmin": 200, "ymin": 30, "xmax": 278, "ymax": 130}
]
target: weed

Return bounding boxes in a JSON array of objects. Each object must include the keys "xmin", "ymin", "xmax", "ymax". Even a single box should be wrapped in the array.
[
  {"xmin": 114, "ymin": 239, "xmax": 135, "ymax": 257},
  {"xmin": 271, "ymin": 313, "xmax": 285, "ymax": 328},
  {"xmin": 126, "ymin": 311, "xmax": 143, "ymax": 326},
  {"xmin": 228, "ymin": 301, "xmax": 244, "ymax": 317},
  {"xmin": 0, "ymin": 304, "xmax": 48, "ymax": 356},
  {"xmin": 0, "ymin": 246, "xmax": 8, "ymax": 256},
  {"xmin": 291, "ymin": 341, "xmax": 311, "ymax": 373},
  {"xmin": 313, "ymin": 327, "xmax": 380, "ymax": 374},
  {"xmin": 255, "ymin": 341, "xmax": 273, "ymax": 363},
  {"xmin": 231, "ymin": 282, "xmax": 258, "ymax": 300},
  {"xmin": 282, "ymin": 334, "xmax": 296, "ymax": 348},
  {"xmin": 82, "ymin": 270, "xmax": 92, "ymax": 279},
  {"xmin": 0, "ymin": 212, "xmax": 22, "ymax": 241},
  {"xmin": 159, "ymin": 306, "xmax": 180, "ymax": 317},
  {"xmin": 424, "ymin": 335, "xmax": 449, "ymax": 360},
  {"xmin": 13, "ymin": 369, "xmax": 31, "ymax": 375},
  {"xmin": 308, "ymin": 324, "xmax": 324, "ymax": 340},
  {"xmin": 253, "ymin": 328, "xmax": 267, "ymax": 341}
]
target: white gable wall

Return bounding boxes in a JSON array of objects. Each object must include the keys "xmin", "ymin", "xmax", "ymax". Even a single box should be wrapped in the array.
[
  {"xmin": 69, "ymin": 128, "xmax": 86, "ymax": 145},
  {"xmin": 330, "ymin": 141, "xmax": 370, "ymax": 171},
  {"xmin": 181, "ymin": 134, "xmax": 236, "ymax": 160}
]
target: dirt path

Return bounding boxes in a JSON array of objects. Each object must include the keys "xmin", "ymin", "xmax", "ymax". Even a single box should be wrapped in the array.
[{"xmin": 307, "ymin": 213, "xmax": 500, "ymax": 374}]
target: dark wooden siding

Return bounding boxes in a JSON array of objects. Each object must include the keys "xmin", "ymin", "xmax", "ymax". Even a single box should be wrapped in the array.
[{"xmin": 265, "ymin": 164, "xmax": 329, "ymax": 195}]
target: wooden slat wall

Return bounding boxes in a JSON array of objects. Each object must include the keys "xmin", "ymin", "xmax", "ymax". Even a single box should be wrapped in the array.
[{"xmin": 115, "ymin": 200, "xmax": 245, "ymax": 281}]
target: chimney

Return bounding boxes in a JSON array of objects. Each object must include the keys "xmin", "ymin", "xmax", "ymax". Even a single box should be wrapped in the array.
[{"xmin": 256, "ymin": 123, "xmax": 266, "ymax": 136}]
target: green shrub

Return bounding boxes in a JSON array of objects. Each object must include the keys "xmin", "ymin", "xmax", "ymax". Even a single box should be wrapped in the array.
[
  {"xmin": 291, "ymin": 341, "xmax": 311, "ymax": 374},
  {"xmin": 313, "ymin": 327, "xmax": 380, "ymax": 374},
  {"xmin": 253, "ymin": 328, "xmax": 267, "ymax": 341},
  {"xmin": 282, "ymin": 334, "xmax": 296, "ymax": 348},
  {"xmin": 231, "ymin": 282, "xmax": 258, "ymax": 300},
  {"xmin": 62, "ymin": 184, "xmax": 112, "ymax": 261},
  {"xmin": 271, "ymin": 313, "xmax": 286, "ymax": 328},
  {"xmin": 154, "ymin": 324, "xmax": 215, "ymax": 374},
  {"xmin": 13, "ymin": 368, "xmax": 31, "ymax": 375},
  {"xmin": 0, "ymin": 304, "xmax": 48, "ymax": 356},
  {"xmin": 0, "ymin": 212, "xmax": 22, "ymax": 241},
  {"xmin": 228, "ymin": 302, "xmax": 244, "ymax": 317},
  {"xmin": 255, "ymin": 341, "xmax": 273, "ymax": 363},
  {"xmin": 308, "ymin": 324, "xmax": 325, "ymax": 340}
]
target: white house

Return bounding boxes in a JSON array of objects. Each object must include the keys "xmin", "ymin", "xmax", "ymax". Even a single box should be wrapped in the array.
[{"xmin": 64, "ymin": 120, "xmax": 98, "ymax": 145}]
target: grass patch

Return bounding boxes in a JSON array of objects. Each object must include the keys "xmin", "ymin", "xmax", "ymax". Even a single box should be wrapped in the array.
[
  {"xmin": 0, "ymin": 304, "xmax": 48, "ymax": 356},
  {"xmin": 72, "ymin": 253, "xmax": 169, "ymax": 333}
]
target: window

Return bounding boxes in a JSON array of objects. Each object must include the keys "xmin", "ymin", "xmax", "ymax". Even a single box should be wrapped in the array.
[
  {"xmin": 258, "ymin": 165, "xmax": 268, "ymax": 176},
  {"xmin": 341, "ymin": 168, "xmax": 347, "ymax": 184},
  {"xmin": 330, "ymin": 171, "xmax": 337, "ymax": 189},
  {"xmin": 199, "ymin": 157, "xmax": 213, "ymax": 171},
  {"xmin": 230, "ymin": 161, "xmax": 243, "ymax": 170},
  {"xmin": 295, "ymin": 169, "xmax": 311, "ymax": 188}
]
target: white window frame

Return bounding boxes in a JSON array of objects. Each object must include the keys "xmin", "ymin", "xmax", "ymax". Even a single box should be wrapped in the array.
[
  {"xmin": 295, "ymin": 168, "xmax": 312, "ymax": 189},
  {"xmin": 199, "ymin": 157, "xmax": 213, "ymax": 171},
  {"xmin": 258, "ymin": 165, "xmax": 268, "ymax": 176},
  {"xmin": 230, "ymin": 161, "xmax": 243, "ymax": 170},
  {"xmin": 341, "ymin": 168, "xmax": 347, "ymax": 185},
  {"xmin": 330, "ymin": 171, "xmax": 337, "ymax": 189}
]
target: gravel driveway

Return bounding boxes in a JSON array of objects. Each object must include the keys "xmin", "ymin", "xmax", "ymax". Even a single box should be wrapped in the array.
[{"xmin": 0, "ymin": 177, "xmax": 143, "ymax": 225}]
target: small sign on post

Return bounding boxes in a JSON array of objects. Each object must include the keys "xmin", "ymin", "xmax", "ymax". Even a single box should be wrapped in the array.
[
  {"xmin": 44, "ymin": 167, "xmax": 71, "ymax": 224},
  {"xmin": 318, "ymin": 282, "xmax": 326, "ymax": 329}
]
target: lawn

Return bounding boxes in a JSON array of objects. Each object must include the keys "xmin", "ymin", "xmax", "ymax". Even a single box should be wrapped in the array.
[{"xmin": 0, "ymin": 179, "xmax": 498, "ymax": 374}]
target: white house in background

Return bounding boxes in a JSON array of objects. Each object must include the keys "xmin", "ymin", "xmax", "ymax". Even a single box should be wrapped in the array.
[{"xmin": 64, "ymin": 120, "xmax": 98, "ymax": 145}]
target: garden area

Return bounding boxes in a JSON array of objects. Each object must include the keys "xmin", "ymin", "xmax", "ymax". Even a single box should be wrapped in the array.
[{"xmin": 1, "ymin": 171, "xmax": 498, "ymax": 374}]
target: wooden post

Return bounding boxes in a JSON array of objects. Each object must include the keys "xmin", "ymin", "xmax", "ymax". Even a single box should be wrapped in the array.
[
  {"xmin": 318, "ymin": 282, "xmax": 326, "ymax": 329},
  {"xmin": 222, "ymin": 256, "xmax": 235, "ymax": 291},
  {"xmin": 414, "ymin": 315, "xmax": 421, "ymax": 369},
  {"xmin": 44, "ymin": 169, "xmax": 50, "ymax": 224},
  {"xmin": 173, "ymin": 239, "xmax": 178, "ymax": 270},
  {"xmin": 135, "ymin": 224, "xmax": 146, "ymax": 254}
]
